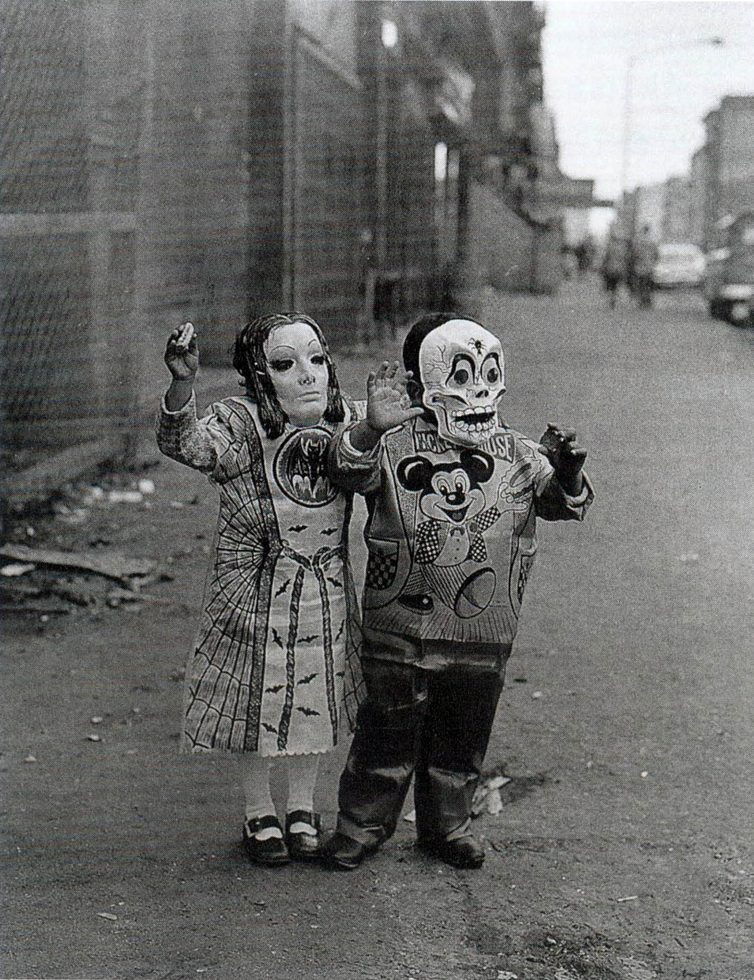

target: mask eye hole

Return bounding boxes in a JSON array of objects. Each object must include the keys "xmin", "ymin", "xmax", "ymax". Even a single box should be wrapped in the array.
[
  {"xmin": 485, "ymin": 366, "xmax": 499, "ymax": 384},
  {"xmin": 452, "ymin": 367, "xmax": 470, "ymax": 386},
  {"xmin": 269, "ymin": 358, "xmax": 294, "ymax": 372}
]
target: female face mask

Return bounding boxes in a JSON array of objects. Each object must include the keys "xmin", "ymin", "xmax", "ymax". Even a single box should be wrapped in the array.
[{"xmin": 263, "ymin": 321, "xmax": 330, "ymax": 428}]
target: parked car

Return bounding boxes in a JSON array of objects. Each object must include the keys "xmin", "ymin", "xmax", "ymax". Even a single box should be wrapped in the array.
[
  {"xmin": 651, "ymin": 243, "xmax": 706, "ymax": 289},
  {"xmin": 704, "ymin": 212, "xmax": 754, "ymax": 325}
]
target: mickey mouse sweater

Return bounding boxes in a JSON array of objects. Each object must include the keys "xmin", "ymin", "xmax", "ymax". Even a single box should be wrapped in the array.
[{"xmin": 328, "ymin": 415, "xmax": 593, "ymax": 665}]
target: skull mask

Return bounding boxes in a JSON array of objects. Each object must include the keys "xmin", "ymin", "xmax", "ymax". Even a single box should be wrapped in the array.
[{"xmin": 418, "ymin": 319, "xmax": 506, "ymax": 448}]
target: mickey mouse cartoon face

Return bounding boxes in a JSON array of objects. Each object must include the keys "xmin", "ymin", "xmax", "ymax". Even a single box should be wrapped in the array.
[{"xmin": 397, "ymin": 450, "xmax": 495, "ymax": 525}]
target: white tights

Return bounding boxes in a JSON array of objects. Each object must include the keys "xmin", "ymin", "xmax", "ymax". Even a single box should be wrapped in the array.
[{"xmin": 240, "ymin": 753, "xmax": 321, "ymax": 839}]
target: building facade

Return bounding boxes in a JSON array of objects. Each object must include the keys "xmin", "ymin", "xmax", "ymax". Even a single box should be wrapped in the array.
[
  {"xmin": 699, "ymin": 95, "xmax": 754, "ymax": 248},
  {"xmin": 1, "ymin": 0, "xmax": 562, "ymax": 501},
  {"xmin": 661, "ymin": 176, "xmax": 692, "ymax": 244}
]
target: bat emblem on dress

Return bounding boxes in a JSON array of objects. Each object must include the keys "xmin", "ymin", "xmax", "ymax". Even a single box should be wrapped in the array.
[
  {"xmin": 299, "ymin": 634, "xmax": 319, "ymax": 644},
  {"xmin": 273, "ymin": 429, "xmax": 338, "ymax": 507},
  {"xmin": 271, "ymin": 627, "xmax": 284, "ymax": 649},
  {"xmin": 297, "ymin": 672, "xmax": 318, "ymax": 685},
  {"xmin": 274, "ymin": 579, "xmax": 291, "ymax": 598},
  {"xmin": 265, "ymin": 683, "xmax": 284, "ymax": 694},
  {"xmin": 320, "ymin": 527, "xmax": 339, "ymax": 536},
  {"xmin": 289, "ymin": 524, "xmax": 308, "ymax": 533},
  {"xmin": 262, "ymin": 723, "xmax": 278, "ymax": 733},
  {"xmin": 295, "ymin": 706, "xmax": 320, "ymax": 717}
]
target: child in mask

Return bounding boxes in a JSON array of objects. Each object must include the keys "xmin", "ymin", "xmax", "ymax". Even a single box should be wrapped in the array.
[
  {"xmin": 321, "ymin": 312, "xmax": 594, "ymax": 871},
  {"xmin": 156, "ymin": 314, "xmax": 414, "ymax": 866}
]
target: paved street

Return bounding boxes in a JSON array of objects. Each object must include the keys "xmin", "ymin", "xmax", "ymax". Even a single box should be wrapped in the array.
[{"xmin": 2, "ymin": 278, "xmax": 753, "ymax": 980}]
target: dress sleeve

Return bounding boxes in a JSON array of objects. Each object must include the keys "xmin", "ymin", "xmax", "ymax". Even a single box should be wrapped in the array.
[{"xmin": 156, "ymin": 391, "xmax": 235, "ymax": 475}]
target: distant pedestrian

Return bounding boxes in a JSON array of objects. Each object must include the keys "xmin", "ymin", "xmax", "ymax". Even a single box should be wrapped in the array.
[
  {"xmin": 600, "ymin": 235, "xmax": 628, "ymax": 309},
  {"xmin": 630, "ymin": 225, "xmax": 659, "ymax": 309},
  {"xmin": 156, "ymin": 314, "xmax": 375, "ymax": 867}
]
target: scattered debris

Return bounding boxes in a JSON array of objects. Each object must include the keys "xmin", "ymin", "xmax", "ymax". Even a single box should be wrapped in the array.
[
  {"xmin": 531, "ymin": 690, "xmax": 543, "ymax": 699},
  {"xmin": 0, "ymin": 602, "xmax": 70, "ymax": 616},
  {"xmin": 53, "ymin": 504, "xmax": 90, "ymax": 525},
  {"xmin": 108, "ymin": 490, "xmax": 144, "ymax": 504},
  {"xmin": 47, "ymin": 579, "xmax": 102, "ymax": 607},
  {"xmin": 497, "ymin": 972, "xmax": 518, "ymax": 980},
  {"xmin": 86, "ymin": 734, "xmax": 102, "ymax": 742},
  {"xmin": 91, "ymin": 717, "xmax": 103, "ymax": 724},
  {"xmin": 1, "ymin": 562, "xmax": 35, "ymax": 577},
  {"xmin": 640, "ymin": 771, "xmax": 648, "ymax": 779},
  {"xmin": 24, "ymin": 755, "xmax": 37, "ymax": 764},
  {"xmin": 616, "ymin": 895, "xmax": 639, "ymax": 903},
  {"xmin": 137, "ymin": 479, "xmax": 155, "ymax": 495},
  {"xmin": 678, "ymin": 552, "xmax": 699, "ymax": 563},
  {"xmin": 472, "ymin": 774, "xmax": 512, "ymax": 817},
  {"xmin": 105, "ymin": 586, "xmax": 174, "ymax": 608},
  {"xmin": 0, "ymin": 581, "xmax": 44, "ymax": 599},
  {"xmin": 96, "ymin": 912, "xmax": 118, "ymax": 921},
  {"xmin": 0, "ymin": 544, "xmax": 156, "ymax": 588}
]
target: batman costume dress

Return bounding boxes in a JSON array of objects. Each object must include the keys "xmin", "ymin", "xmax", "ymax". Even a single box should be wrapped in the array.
[{"xmin": 157, "ymin": 393, "xmax": 364, "ymax": 757}]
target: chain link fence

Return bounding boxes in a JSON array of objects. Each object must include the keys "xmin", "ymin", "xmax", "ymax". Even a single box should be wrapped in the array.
[{"xmin": 1, "ymin": 1, "xmax": 142, "ymax": 496}]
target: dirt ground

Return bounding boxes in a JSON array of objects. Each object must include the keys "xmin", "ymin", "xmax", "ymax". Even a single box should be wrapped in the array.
[{"xmin": 2, "ymin": 281, "xmax": 753, "ymax": 980}]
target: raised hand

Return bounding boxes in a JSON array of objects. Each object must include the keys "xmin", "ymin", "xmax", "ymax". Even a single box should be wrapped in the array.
[
  {"xmin": 165, "ymin": 322, "xmax": 199, "ymax": 381},
  {"xmin": 366, "ymin": 361, "xmax": 424, "ymax": 435},
  {"xmin": 538, "ymin": 422, "xmax": 587, "ymax": 494}
]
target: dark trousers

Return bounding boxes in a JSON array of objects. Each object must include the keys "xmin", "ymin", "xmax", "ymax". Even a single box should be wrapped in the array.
[{"xmin": 336, "ymin": 659, "xmax": 504, "ymax": 846}]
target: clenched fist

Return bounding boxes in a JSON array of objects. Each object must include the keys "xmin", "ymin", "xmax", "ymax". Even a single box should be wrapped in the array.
[
  {"xmin": 538, "ymin": 423, "xmax": 587, "ymax": 495},
  {"xmin": 165, "ymin": 322, "xmax": 199, "ymax": 381}
]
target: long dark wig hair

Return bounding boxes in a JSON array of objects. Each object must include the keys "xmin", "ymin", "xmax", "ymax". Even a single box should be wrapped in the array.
[{"xmin": 232, "ymin": 312, "xmax": 345, "ymax": 439}]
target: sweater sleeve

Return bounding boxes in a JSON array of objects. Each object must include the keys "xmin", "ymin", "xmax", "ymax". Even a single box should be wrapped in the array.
[
  {"xmin": 326, "ymin": 422, "xmax": 383, "ymax": 496},
  {"xmin": 535, "ymin": 469, "xmax": 594, "ymax": 521},
  {"xmin": 156, "ymin": 391, "xmax": 235, "ymax": 475},
  {"xmin": 513, "ymin": 434, "xmax": 594, "ymax": 522}
]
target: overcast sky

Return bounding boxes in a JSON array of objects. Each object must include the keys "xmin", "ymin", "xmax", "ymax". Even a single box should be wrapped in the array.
[{"xmin": 542, "ymin": 1, "xmax": 754, "ymax": 203}]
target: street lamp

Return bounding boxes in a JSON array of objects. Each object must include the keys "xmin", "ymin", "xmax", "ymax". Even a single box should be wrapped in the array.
[{"xmin": 620, "ymin": 36, "xmax": 724, "ymax": 204}]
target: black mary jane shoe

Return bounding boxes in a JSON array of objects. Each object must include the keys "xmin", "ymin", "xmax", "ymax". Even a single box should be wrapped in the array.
[
  {"xmin": 417, "ymin": 833, "xmax": 485, "ymax": 869},
  {"xmin": 243, "ymin": 815, "xmax": 290, "ymax": 866},
  {"xmin": 285, "ymin": 809, "xmax": 322, "ymax": 862}
]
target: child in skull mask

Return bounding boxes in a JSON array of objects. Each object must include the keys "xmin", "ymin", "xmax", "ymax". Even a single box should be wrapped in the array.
[
  {"xmin": 321, "ymin": 313, "xmax": 594, "ymax": 870},
  {"xmin": 157, "ymin": 314, "xmax": 384, "ymax": 867}
]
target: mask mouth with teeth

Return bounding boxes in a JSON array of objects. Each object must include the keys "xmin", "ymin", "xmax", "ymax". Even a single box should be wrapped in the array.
[{"xmin": 406, "ymin": 316, "xmax": 506, "ymax": 448}]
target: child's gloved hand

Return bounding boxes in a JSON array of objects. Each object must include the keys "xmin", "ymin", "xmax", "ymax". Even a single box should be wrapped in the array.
[
  {"xmin": 165, "ymin": 322, "xmax": 199, "ymax": 381},
  {"xmin": 366, "ymin": 361, "xmax": 424, "ymax": 435},
  {"xmin": 538, "ymin": 423, "xmax": 587, "ymax": 495}
]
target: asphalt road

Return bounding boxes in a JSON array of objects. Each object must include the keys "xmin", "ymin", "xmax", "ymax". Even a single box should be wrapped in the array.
[{"xmin": 2, "ymin": 277, "xmax": 752, "ymax": 979}]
